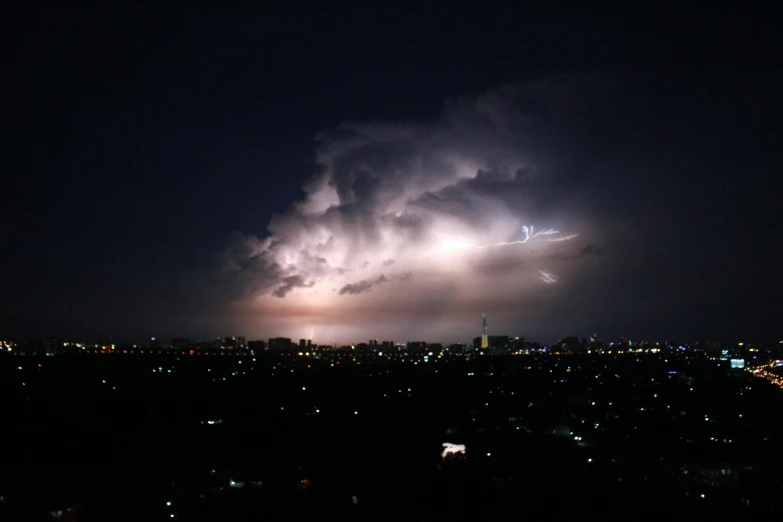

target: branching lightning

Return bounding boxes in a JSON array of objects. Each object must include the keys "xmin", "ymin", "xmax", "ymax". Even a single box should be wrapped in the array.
[
  {"xmin": 445, "ymin": 225, "xmax": 577, "ymax": 250},
  {"xmin": 441, "ymin": 226, "xmax": 574, "ymax": 286},
  {"xmin": 546, "ymin": 234, "xmax": 578, "ymax": 242},
  {"xmin": 522, "ymin": 226, "xmax": 560, "ymax": 242}
]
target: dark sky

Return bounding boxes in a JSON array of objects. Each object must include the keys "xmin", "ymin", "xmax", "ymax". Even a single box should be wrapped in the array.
[{"xmin": 2, "ymin": 4, "xmax": 782, "ymax": 344}]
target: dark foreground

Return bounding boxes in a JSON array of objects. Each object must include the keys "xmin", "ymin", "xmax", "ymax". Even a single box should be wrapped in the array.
[{"xmin": 2, "ymin": 350, "xmax": 782, "ymax": 520}]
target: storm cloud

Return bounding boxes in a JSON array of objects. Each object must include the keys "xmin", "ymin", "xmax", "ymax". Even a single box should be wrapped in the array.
[
  {"xmin": 216, "ymin": 71, "xmax": 780, "ymax": 344},
  {"xmin": 219, "ymin": 76, "xmax": 605, "ymax": 304}
]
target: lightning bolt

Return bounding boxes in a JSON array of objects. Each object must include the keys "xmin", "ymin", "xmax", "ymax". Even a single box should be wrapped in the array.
[
  {"xmin": 446, "ymin": 225, "xmax": 577, "ymax": 250},
  {"xmin": 546, "ymin": 234, "xmax": 578, "ymax": 242},
  {"xmin": 522, "ymin": 225, "xmax": 561, "ymax": 242},
  {"xmin": 538, "ymin": 270, "xmax": 558, "ymax": 283}
]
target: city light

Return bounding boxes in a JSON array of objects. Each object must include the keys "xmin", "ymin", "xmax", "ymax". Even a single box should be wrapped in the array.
[{"xmin": 441, "ymin": 442, "xmax": 466, "ymax": 460}]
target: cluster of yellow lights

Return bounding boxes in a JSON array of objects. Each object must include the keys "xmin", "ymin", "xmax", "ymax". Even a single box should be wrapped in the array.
[{"xmin": 747, "ymin": 361, "xmax": 783, "ymax": 389}]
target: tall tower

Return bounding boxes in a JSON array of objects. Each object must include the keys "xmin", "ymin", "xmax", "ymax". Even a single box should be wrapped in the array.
[{"xmin": 481, "ymin": 313, "xmax": 489, "ymax": 349}]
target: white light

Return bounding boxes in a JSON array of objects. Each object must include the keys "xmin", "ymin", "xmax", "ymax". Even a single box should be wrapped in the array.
[
  {"xmin": 441, "ymin": 442, "xmax": 466, "ymax": 460},
  {"xmin": 166, "ymin": 501, "xmax": 171, "ymax": 506},
  {"xmin": 354, "ymin": 411, "xmax": 358, "ymax": 415}
]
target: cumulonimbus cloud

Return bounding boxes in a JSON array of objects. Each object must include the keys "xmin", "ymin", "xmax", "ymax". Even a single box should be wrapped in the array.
[
  {"xmin": 199, "ymin": 70, "xmax": 782, "ymax": 345},
  {"xmin": 217, "ymin": 76, "xmax": 603, "ymax": 305}
]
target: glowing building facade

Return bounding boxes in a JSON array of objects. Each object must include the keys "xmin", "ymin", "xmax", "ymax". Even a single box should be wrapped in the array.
[{"xmin": 481, "ymin": 313, "xmax": 489, "ymax": 349}]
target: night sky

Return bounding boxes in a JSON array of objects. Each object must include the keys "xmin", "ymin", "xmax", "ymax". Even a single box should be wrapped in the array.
[{"xmin": 3, "ymin": 4, "xmax": 781, "ymax": 345}]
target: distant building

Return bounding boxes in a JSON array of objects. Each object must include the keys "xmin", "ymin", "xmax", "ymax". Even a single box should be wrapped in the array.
[
  {"xmin": 558, "ymin": 336, "xmax": 583, "ymax": 352},
  {"xmin": 172, "ymin": 338, "xmax": 190, "ymax": 349},
  {"xmin": 481, "ymin": 313, "xmax": 488, "ymax": 349},
  {"xmin": 490, "ymin": 336, "xmax": 510, "ymax": 351},
  {"xmin": 268, "ymin": 338, "xmax": 292, "ymax": 351},
  {"xmin": 194, "ymin": 339, "xmax": 217, "ymax": 351},
  {"xmin": 248, "ymin": 340, "xmax": 267, "ymax": 351},
  {"xmin": 473, "ymin": 336, "xmax": 510, "ymax": 351},
  {"xmin": 406, "ymin": 341, "xmax": 427, "ymax": 352},
  {"xmin": 223, "ymin": 336, "xmax": 245, "ymax": 349}
]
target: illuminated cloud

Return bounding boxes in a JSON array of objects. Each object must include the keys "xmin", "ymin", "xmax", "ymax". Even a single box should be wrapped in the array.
[{"xmin": 218, "ymin": 75, "xmax": 616, "ymax": 342}]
